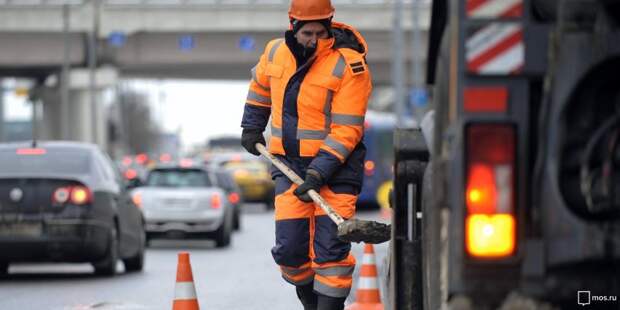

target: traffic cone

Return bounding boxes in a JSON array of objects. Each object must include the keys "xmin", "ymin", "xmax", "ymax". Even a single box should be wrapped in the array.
[
  {"xmin": 346, "ymin": 244, "xmax": 384, "ymax": 310},
  {"xmin": 173, "ymin": 252, "xmax": 199, "ymax": 310}
]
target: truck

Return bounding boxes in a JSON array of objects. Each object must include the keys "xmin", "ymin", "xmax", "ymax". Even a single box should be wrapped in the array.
[{"xmin": 389, "ymin": 0, "xmax": 620, "ymax": 308}]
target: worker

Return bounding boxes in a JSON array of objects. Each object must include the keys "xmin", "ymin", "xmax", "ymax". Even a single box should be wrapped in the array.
[{"xmin": 239, "ymin": 0, "xmax": 372, "ymax": 308}]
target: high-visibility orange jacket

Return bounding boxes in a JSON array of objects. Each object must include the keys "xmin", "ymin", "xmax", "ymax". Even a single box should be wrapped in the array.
[{"xmin": 241, "ymin": 21, "xmax": 372, "ymax": 181}]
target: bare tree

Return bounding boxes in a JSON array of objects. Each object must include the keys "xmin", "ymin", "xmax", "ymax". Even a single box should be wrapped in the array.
[{"xmin": 108, "ymin": 89, "xmax": 160, "ymax": 155}]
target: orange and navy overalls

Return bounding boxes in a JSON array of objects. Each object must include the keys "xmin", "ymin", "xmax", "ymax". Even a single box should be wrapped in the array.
[{"xmin": 240, "ymin": 21, "xmax": 372, "ymax": 298}]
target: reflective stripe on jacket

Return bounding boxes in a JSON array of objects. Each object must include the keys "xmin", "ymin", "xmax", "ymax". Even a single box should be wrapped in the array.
[{"xmin": 241, "ymin": 22, "xmax": 372, "ymax": 169}]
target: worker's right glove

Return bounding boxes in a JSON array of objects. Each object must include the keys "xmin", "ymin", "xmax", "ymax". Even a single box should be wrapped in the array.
[
  {"xmin": 241, "ymin": 128, "xmax": 266, "ymax": 156},
  {"xmin": 294, "ymin": 169, "xmax": 323, "ymax": 203}
]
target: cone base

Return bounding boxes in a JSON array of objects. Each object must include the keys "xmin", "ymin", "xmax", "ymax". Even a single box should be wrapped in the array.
[
  {"xmin": 173, "ymin": 299, "xmax": 199, "ymax": 310},
  {"xmin": 345, "ymin": 302, "xmax": 384, "ymax": 310}
]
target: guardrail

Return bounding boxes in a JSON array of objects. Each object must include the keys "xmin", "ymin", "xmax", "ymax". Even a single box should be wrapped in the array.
[{"xmin": 0, "ymin": 0, "xmax": 428, "ymax": 7}]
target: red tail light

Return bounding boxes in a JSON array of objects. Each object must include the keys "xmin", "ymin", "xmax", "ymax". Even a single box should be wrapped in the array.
[
  {"xmin": 122, "ymin": 156, "xmax": 132, "ymax": 166},
  {"xmin": 70, "ymin": 186, "xmax": 91, "ymax": 205},
  {"xmin": 159, "ymin": 153, "xmax": 172, "ymax": 163},
  {"xmin": 124, "ymin": 169, "xmax": 138, "ymax": 180},
  {"xmin": 211, "ymin": 194, "xmax": 222, "ymax": 209},
  {"xmin": 132, "ymin": 192, "xmax": 143, "ymax": 208},
  {"xmin": 136, "ymin": 153, "xmax": 148, "ymax": 165},
  {"xmin": 465, "ymin": 124, "xmax": 516, "ymax": 258},
  {"xmin": 364, "ymin": 160, "xmax": 375, "ymax": 176},
  {"xmin": 52, "ymin": 186, "xmax": 92, "ymax": 206},
  {"xmin": 180, "ymin": 158, "xmax": 193, "ymax": 167},
  {"xmin": 228, "ymin": 192, "xmax": 240, "ymax": 204}
]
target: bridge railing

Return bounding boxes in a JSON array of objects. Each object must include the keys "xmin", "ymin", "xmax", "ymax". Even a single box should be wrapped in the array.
[{"xmin": 0, "ymin": 0, "xmax": 428, "ymax": 7}]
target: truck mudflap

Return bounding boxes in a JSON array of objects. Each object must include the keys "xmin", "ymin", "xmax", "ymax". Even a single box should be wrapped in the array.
[{"xmin": 390, "ymin": 128, "xmax": 429, "ymax": 309}]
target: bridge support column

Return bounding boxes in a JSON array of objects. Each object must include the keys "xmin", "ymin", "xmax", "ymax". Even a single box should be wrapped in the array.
[
  {"xmin": 42, "ymin": 66, "xmax": 117, "ymax": 149},
  {"xmin": 0, "ymin": 85, "xmax": 4, "ymax": 142}
]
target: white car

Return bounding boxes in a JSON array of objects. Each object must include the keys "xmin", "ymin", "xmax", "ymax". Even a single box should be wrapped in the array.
[{"xmin": 131, "ymin": 165, "xmax": 233, "ymax": 247}]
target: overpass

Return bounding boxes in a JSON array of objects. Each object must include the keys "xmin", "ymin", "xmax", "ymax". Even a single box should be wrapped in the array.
[{"xmin": 0, "ymin": 0, "xmax": 430, "ymax": 148}]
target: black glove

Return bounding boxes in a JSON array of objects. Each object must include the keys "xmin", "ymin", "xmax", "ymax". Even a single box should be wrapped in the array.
[
  {"xmin": 241, "ymin": 128, "xmax": 266, "ymax": 156},
  {"xmin": 293, "ymin": 170, "xmax": 323, "ymax": 203}
]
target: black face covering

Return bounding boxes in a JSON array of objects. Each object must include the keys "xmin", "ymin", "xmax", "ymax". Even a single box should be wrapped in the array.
[
  {"xmin": 301, "ymin": 45, "xmax": 317, "ymax": 58},
  {"xmin": 285, "ymin": 31, "xmax": 316, "ymax": 66}
]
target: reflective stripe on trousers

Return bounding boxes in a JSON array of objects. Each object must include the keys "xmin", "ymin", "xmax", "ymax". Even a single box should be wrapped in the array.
[{"xmin": 271, "ymin": 176, "xmax": 357, "ymax": 298}]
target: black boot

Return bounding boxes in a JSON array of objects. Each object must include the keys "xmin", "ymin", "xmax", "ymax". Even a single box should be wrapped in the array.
[
  {"xmin": 296, "ymin": 283, "xmax": 318, "ymax": 310},
  {"xmin": 317, "ymin": 294, "xmax": 346, "ymax": 310}
]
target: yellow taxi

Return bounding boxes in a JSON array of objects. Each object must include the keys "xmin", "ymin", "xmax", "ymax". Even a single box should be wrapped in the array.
[{"xmin": 221, "ymin": 158, "xmax": 275, "ymax": 208}]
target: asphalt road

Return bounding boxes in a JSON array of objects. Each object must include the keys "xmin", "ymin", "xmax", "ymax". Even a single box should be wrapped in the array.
[{"xmin": 0, "ymin": 203, "xmax": 390, "ymax": 310}]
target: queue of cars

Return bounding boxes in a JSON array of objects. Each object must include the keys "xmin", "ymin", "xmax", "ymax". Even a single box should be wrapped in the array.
[{"xmin": 0, "ymin": 140, "xmax": 275, "ymax": 276}]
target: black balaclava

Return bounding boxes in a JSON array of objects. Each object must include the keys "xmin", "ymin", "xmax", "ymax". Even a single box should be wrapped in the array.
[{"xmin": 289, "ymin": 18, "xmax": 332, "ymax": 60}]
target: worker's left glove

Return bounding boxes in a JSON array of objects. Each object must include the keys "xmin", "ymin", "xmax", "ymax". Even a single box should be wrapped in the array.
[{"xmin": 294, "ymin": 169, "xmax": 323, "ymax": 203}]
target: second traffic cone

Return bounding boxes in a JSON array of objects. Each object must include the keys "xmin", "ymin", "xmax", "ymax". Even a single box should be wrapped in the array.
[
  {"xmin": 173, "ymin": 252, "xmax": 199, "ymax": 310},
  {"xmin": 346, "ymin": 244, "xmax": 384, "ymax": 310}
]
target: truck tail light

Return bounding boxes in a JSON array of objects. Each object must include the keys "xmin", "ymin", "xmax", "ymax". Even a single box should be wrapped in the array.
[{"xmin": 465, "ymin": 124, "xmax": 516, "ymax": 258}]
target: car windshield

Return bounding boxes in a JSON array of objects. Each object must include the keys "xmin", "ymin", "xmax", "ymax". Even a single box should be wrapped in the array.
[
  {"xmin": 146, "ymin": 169, "xmax": 211, "ymax": 187},
  {"xmin": 0, "ymin": 148, "xmax": 91, "ymax": 175}
]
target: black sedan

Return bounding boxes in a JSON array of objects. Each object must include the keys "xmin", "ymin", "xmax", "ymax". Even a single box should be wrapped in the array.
[{"xmin": 0, "ymin": 141, "xmax": 145, "ymax": 276}]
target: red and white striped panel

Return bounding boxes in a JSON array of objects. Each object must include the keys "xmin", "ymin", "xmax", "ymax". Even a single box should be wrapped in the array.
[
  {"xmin": 466, "ymin": 23, "xmax": 524, "ymax": 75},
  {"xmin": 467, "ymin": 0, "xmax": 523, "ymax": 18}
]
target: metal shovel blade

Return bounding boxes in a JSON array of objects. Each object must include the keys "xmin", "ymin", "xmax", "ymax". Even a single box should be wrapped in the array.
[{"xmin": 337, "ymin": 219, "xmax": 391, "ymax": 244}]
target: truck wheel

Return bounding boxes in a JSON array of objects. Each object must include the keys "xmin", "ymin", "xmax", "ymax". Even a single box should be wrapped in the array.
[
  {"xmin": 93, "ymin": 226, "xmax": 119, "ymax": 276},
  {"xmin": 423, "ymin": 26, "xmax": 450, "ymax": 310}
]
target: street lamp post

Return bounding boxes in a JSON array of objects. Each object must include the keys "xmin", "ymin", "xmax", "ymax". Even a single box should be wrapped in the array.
[
  {"xmin": 393, "ymin": 0, "xmax": 406, "ymax": 128},
  {"xmin": 61, "ymin": 3, "xmax": 71, "ymax": 140},
  {"xmin": 88, "ymin": 0, "xmax": 100, "ymax": 145}
]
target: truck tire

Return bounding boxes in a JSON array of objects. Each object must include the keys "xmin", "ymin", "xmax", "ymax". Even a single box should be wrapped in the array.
[{"xmin": 423, "ymin": 26, "xmax": 451, "ymax": 310}]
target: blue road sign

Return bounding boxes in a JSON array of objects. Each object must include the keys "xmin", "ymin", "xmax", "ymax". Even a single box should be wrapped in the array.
[
  {"xmin": 410, "ymin": 87, "xmax": 429, "ymax": 108},
  {"xmin": 108, "ymin": 31, "xmax": 126, "ymax": 47},
  {"xmin": 178, "ymin": 35, "xmax": 195, "ymax": 51},
  {"xmin": 238, "ymin": 35, "xmax": 256, "ymax": 52}
]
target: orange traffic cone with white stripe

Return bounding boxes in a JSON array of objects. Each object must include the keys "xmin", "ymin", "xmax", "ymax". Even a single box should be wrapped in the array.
[
  {"xmin": 173, "ymin": 252, "xmax": 199, "ymax": 310},
  {"xmin": 346, "ymin": 244, "xmax": 384, "ymax": 310}
]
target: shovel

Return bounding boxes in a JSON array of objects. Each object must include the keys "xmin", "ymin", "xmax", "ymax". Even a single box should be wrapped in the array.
[{"xmin": 256, "ymin": 143, "xmax": 391, "ymax": 244}]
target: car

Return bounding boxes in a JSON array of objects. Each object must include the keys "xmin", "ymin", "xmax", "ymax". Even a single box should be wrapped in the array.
[
  {"xmin": 206, "ymin": 152, "xmax": 275, "ymax": 209},
  {"xmin": 0, "ymin": 141, "xmax": 146, "ymax": 276},
  {"xmin": 132, "ymin": 165, "xmax": 233, "ymax": 247},
  {"xmin": 212, "ymin": 169, "xmax": 244, "ymax": 231}
]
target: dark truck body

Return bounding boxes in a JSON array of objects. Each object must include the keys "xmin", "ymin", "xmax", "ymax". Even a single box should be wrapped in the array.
[{"xmin": 390, "ymin": 0, "xmax": 620, "ymax": 308}]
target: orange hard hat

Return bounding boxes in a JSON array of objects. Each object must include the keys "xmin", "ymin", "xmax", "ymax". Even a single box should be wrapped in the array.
[{"xmin": 288, "ymin": 0, "xmax": 335, "ymax": 21}]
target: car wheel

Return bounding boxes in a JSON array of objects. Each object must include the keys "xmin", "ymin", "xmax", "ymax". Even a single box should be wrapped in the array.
[
  {"xmin": 265, "ymin": 196, "xmax": 275, "ymax": 211},
  {"xmin": 214, "ymin": 212, "xmax": 232, "ymax": 248},
  {"xmin": 123, "ymin": 227, "xmax": 145, "ymax": 272},
  {"xmin": 93, "ymin": 226, "xmax": 119, "ymax": 276},
  {"xmin": 0, "ymin": 262, "xmax": 8, "ymax": 276},
  {"xmin": 233, "ymin": 207, "xmax": 241, "ymax": 231}
]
